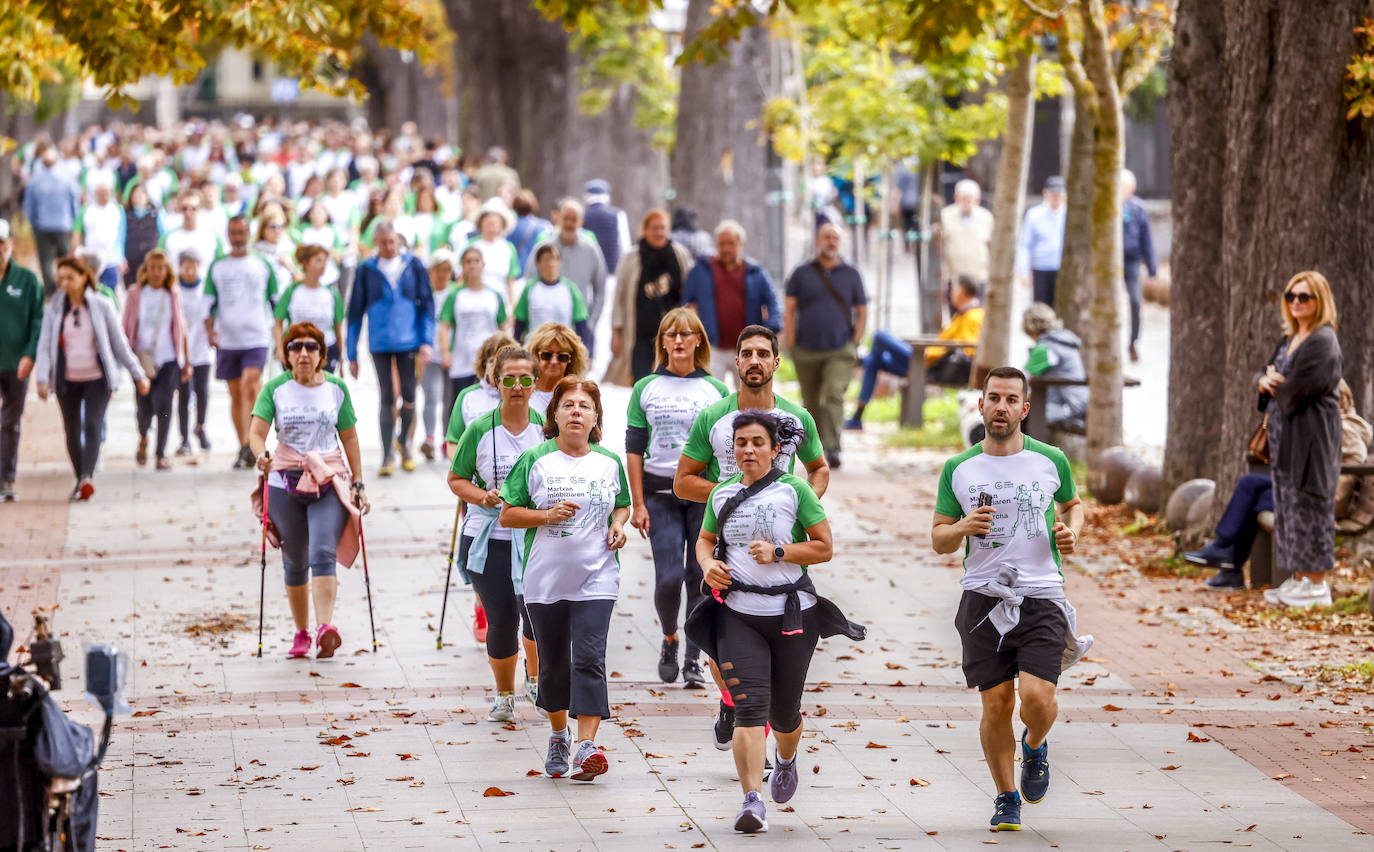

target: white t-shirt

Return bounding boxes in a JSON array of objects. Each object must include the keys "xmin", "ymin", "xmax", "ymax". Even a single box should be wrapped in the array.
[
  {"xmin": 160, "ymin": 225, "xmax": 223, "ymax": 275},
  {"xmin": 500, "ymin": 441, "xmax": 631, "ymax": 605},
  {"xmin": 251, "ymin": 372, "xmax": 358, "ymax": 488},
  {"xmin": 627, "ymin": 370, "xmax": 729, "ymax": 480},
  {"xmin": 296, "ymin": 225, "xmax": 342, "ymax": 286},
  {"xmin": 77, "ymin": 202, "xmax": 125, "ymax": 272},
  {"xmin": 205, "ymin": 253, "xmax": 279, "ymax": 350},
  {"xmin": 135, "ymin": 287, "xmax": 177, "ymax": 367},
  {"xmin": 469, "ymin": 237, "xmax": 520, "ymax": 294},
  {"xmin": 178, "ymin": 280, "xmax": 214, "ymax": 366},
  {"xmin": 439, "ymin": 286, "xmax": 507, "ymax": 379},
  {"xmin": 522, "ymin": 280, "xmax": 572, "ymax": 330},
  {"xmin": 934, "ymin": 437, "xmax": 1077, "ymax": 589},
  {"xmin": 529, "ymin": 388, "xmax": 554, "ymax": 422},
  {"xmin": 378, "ymin": 255, "xmax": 406, "ymax": 290},
  {"xmin": 450, "ymin": 408, "xmax": 545, "ymax": 541},
  {"xmin": 275, "ymin": 282, "xmax": 343, "ymax": 346},
  {"xmin": 704, "ymin": 473, "xmax": 827, "ymax": 616},
  {"xmin": 455, "ymin": 383, "xmax": 502, "ymax": 436}
]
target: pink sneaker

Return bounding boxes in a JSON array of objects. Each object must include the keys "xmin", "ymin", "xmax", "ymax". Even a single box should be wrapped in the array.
[
  {"xmin": 288, "ymin": 629, "xmax": 312, "ymax": 658},
  {"xmin": 316, "ymin": 624, "xmax": 341, "ymax": 659}
]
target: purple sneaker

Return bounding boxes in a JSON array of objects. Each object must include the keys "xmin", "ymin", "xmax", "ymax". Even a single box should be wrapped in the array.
[
  {"xmin": 734, "ymin": 791, "xmax": 768, "ymax": 833},
  {"xmin": 769, "ymin": 750, "xmax": 798, "ymax": 803}
]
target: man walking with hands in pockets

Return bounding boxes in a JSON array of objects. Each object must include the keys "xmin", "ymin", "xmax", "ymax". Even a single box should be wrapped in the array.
[{"xmin": 930, "ymin": 366, "xmax": 1091, "ymax": 834}]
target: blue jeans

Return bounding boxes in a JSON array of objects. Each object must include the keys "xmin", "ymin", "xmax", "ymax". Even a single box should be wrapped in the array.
[
  {"xmin": 1214, "ymin": 473, "xmax": 1274, "ymax": 568},
  {"xmin": 857, "ymin": 330, "xmax": 912, "ymax": 406}
]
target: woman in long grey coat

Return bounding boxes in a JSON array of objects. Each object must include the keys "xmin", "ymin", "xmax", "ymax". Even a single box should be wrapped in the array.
[{"xmin": 1257, "ymin": 270, "xmax": 1342, "ymax": 609}]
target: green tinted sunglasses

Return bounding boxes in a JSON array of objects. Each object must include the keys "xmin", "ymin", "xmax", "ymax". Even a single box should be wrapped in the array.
[{"xmin": 500, "ymin": 375, "xmax": 535, "ymax": 388}]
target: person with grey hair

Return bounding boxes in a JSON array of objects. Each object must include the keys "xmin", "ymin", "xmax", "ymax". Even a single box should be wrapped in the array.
[
  {"xmin": 474, "ymin": 146, "xmax": 521, "ymax": 202},
  {"xmin": 532, "ymin": 199, "xmax": 607, "ymax": 353},
  {"xmin": 1119, "ymin": 169, "xmax": 1156, "ymax": 363},
  {"xmin": 681, "ymin": 219, "xmax": 781, "ymax": 389},
  {"xmin": 1015, "ymin": 176, "xmax": 1067, "ymax": 307},
  {"xmin": 937, "ymin": 178, "xmax": 994, "ymax": 316},
  {"xmin": 1021, "ymin": 303, "xmax": 1087, "ymax": 430}
]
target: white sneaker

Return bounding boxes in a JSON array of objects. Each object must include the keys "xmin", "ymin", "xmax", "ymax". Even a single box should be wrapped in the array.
[
  {"xmin": 1262, "ymin": 576, "xmax": 1302, "ymax": 604},
  {"xmin": 525, "ymin": 674, "xmax": 547, "ymax": 718},
  {"xmin": 487, "ymin": 693, "xmax": 517, "ymax": 723},
  {"xmin": 1274, "ymin": 577, "xmax": 1332, "ymax": 609}
]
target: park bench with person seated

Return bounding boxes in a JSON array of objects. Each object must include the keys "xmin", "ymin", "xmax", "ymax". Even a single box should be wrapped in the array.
[{"xmin": 897, "ymin": 335, "xmax": 976, "ymax": 428}]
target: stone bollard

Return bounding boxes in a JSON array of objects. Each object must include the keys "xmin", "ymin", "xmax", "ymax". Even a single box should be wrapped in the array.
[
  {"xmin": 1087, "ymin": 447, "xmax": 1143, "ymax": 505},
  {"xmin": 1124, "ymin": 466, "xmax": 1164, "ymax": 514},
  {"xmin": 1165, "ymin": 478, "xmax": 1215, "ymax": 532}
]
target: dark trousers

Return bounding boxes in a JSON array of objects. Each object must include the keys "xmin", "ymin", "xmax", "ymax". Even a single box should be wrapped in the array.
[
  {"xmin": 34, "ymin": 228, "xmax": 70, "ymax": 298},
  {"xmin": 525, "ymin": 599, "xmax": 615, "ymax": 719},
  {"xmin": 1215, "ymin": 473, "xmax": 1274, "ymax": 568},
  {"xmin": 1031, "ymin": 268, "xmax": 1058, "ymax": 307},
  {"xmin": 1122, "ymin": 260, "xmax": 1143, "ymax": 346},
  {"xmin": 715, "ymin": 605, "xmax": 819, "ymax": 730},
  {"xmin": 371, "ymin": 351, "xmax": 417, "ymax": 458},
  {"xmin": 135, "ymin": 362, "xmax": 180, "ymax": 458},
  {"xmin": 445, "ymin": 375, "xmax": 478, "ymax": 431},
  {"xmin": 644, "ymin": 491, "xmax": 706, "ymax": 656},
  {"xmin": 0, "ymin": 370, "xmax": 29, "ymax": 481},
  {"xmin": 858, "ymin": 330, "xmax": 912, "ymax": 406},
  {"xmin": 463, "ymin": 537, "xmax": 535, "ymax": 660},
  {"xmin": 56, "ymin": 379, "xmax": 109, "ymax": 479},
  {"xmin": 177, "ymin": 364, "xmax": 211, "ymax": 441},
  {"xmin": 631, "ymin": 339, "xmax": 657, "ymax": 383}
]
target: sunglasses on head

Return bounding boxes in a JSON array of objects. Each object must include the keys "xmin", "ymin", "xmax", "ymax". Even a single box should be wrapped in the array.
[
  {"xmin": 1283, "ymin": 291, "xmax": 1314, "ymax": 305},
  {"xmin": 286, "ymin": 339, "xmax": 321, "ymax": 353},
  {"xmin": 500, "ymin": 375, "xmax": 535, "ymax": 388},
  {"xmin": 539, "ymin": 351, "xmax": 572, "ymax": 363}
]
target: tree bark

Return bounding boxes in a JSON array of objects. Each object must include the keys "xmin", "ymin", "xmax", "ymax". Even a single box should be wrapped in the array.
[
  {"xmin": 670, "ymin": 0, "xmax": 773, "ymax": 262},
  {"xmin": 974, "ymin": 48, "xmax": 1036, "ymax": 380},
  {"xmin": 1080, "ymin": 0, "xmax": 1125, "ymax": 461},
  {"xmin": 1054, "ymin": 65, "xmax": 1097, "ymax": 340},
  {"xmin": 353, "ymin": 36, "xmax": 454, "ymax": 139},
  {"xmin": 1167, "ymin": 0, "xmax": 1374, "ymax": 504}
]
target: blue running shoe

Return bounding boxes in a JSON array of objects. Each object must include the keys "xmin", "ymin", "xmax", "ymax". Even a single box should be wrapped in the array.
[
  {"xmin": 734, "ymin": 791, "xmax": 768, "ymax": 833},
  {"xmin": 1020, "ymin": 729, "xmax": 1050, "ymax": 804},
  {"xmin": 990, "ymin": 790, "xmax": 1022, "ymax": 831}
]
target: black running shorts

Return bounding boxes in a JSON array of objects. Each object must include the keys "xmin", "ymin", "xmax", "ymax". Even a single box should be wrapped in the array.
[{"xmin": 955, "ymin": 590, "xmax": 1068, "ymax": 691}]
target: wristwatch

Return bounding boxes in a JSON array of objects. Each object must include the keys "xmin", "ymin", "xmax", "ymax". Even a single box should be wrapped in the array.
[{"xmin": 773, "ymin": 545, "xmax": 786, "ymax": 562}]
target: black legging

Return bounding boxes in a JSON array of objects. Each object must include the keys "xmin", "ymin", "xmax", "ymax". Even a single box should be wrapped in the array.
[
  {"xmin": 715, "ymin": 605, "xmax": 820, "ymax": 730},
  {"xmin": 177, "ymin": 364, "xmax": 210, "ymax": 441},
  {"xmin": 56, "ymin": 379, "xmax": 110, "ymax": 479},
  {"xmin": 461, "ymin": 536, "xmax": 534, "ymax": 660},
  {"xmin": 371, "ymin": 351, "xmax": 416, "ymax": 459},
  {"xmin": 136, "ymin": 362, "xmax": 180, "ymax": 458},
  {"xmin": 644, "ymin": 491, "xmax": 705, "ymax": 656},
  {"xmin": 445, "ymin": 374, "xmax": 478, "ymax": 434}
]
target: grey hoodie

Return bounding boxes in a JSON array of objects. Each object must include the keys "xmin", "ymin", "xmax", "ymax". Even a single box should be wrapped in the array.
[{"xmin": 1031, "ymin": 327, "xmax": 1088, "ymax": 426}]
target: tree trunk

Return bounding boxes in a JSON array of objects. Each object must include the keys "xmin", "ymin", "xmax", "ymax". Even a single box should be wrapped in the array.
[
  {"xmin": 1081, "ymin": 0, "xmax": 1125, "ymax": 462},
  {"xmin": 671, "ymin": 0, "xmax": 773, "ymax": 260},
  {"xmin": 975, "ymin": 49, "xmax": 1036, "ymax": 381},
  {"xmin": 1054, "ymin": 76, "xmax": 1097, "ymax": 340},
  {"xmin": 353, "ymin": 36, "xmax": 454, "ymax": 139},
  {"xmin": 1167, "ymin": 0, "xmax": 1374, "ymax": 504},
  {"xmin": 442, "ymin": 0, "xmax": 666, "ymax": 220}
]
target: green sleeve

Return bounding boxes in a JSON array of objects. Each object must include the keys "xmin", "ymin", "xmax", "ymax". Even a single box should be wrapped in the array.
[
  {"xmin": 681, "ymin": 407, "xmax": 714, "ymax": 463},
  {"xmin": 506, "ymin": 241, "xmax": 520, "ymax": 278},
  {"xmin": 361, "ymin": 219, "xmax": 378, "ymax": 249},
  {"xmin": 156, "ymin": 231, "xmax": 168, "ymax": 249},
  {"xmin": 702, "ymin": 484, "xmax": 720, "ymax": 534},
  {"xmin": 1025, "ymin": 343, "xmax": 1051, "ymax": 376},
  {"xmin": 499, "ymin": 450, "xmax": 535, "ymax": 508},
  {"xmin": 795, "ymin": 408, "xmax": 824, "ymax": 465},
  {"xmin": 513, "ymin": 285, "xmax": 529, "ymax": 322},
  {"xmin": 203, "ymin": 261, "xmax": 218, "ymax": 300},
  {"xmin": 74, "ymin": 206, "xmax": 86, "ymax": 237},
  {"xmin": 333, "ymin": 378, "xmax": 358, "ymax": 431},
  {"xmin": 707, "ymin": 376, "xmax": 729, "ymax": 397},
  {"xmin": 496, "ymin": 292, "xmax": 508, "ymax": 325},
  {"xmin": 438, "ymin": 288, "xmax": 456, "ymax": 325},
  {"xmin": 626, "ymin": 376, "xmax": 649, "ymax": 429},
  {"xmin": 332, "ymin": 288, "xmax": 345, "ymax": 324},
  {"xmin": 449, "ymin": 419, "xmax": 483, "ymax": 482},
  {"xmin": 273, "ymin": 282, "xmax": 296, "ymax": 321},
  {"xmin": 250, "ymin": 379, "xmax": 278, "ymax": 424},
  {"xmin": 445, "ymin": 386, "xmax": 473, "ymax": 444},
  {"xmin": 934, "ymin": 459, "xmax": 963, "ymax": 518},
  {"xmin": 569, "ymin": 281, "xmax": 588, "ymax": 322},
  {"xmin": 790, "ymin": 477, "xmax": 827, "ymax": 527},
  {"xmin": 264, "ymin": 258, "xmax": 280, "ymax": 304},
  {"xmin": 614, "ymin": 457, "xmax": 631, "ymax": 509},
  {"xmin": 1052, "ymin": 448, "xmax": 1077, "ymax": 503}
]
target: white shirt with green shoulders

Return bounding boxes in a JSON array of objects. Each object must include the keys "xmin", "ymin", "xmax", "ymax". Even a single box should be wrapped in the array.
[
  {"xmin": 681, "ymin": 392, "xmax": 824, "ymax": 484},
  {"xmin": 500, "ymin": 441, "xmax": 631, "ymax": 605},
  {"xmin": 627, "ymin": 367, "xmax": 729, "ymax": 481},
  {"xmin": 205, "ymin": 252, "xmax": 279, "ymax": 350},
  {"xmin": 934, "ymin": 436, "xmax": 1077, "ymax": 589},
  {"xmin": 450, "ymin": 407, "xmax": 545, "ymax": 542},
  {"xmin": 251, "ymin": 372, "xmax": 358, "ymax": 488}
]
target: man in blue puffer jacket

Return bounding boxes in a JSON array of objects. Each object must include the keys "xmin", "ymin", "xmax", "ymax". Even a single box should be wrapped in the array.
[
  {"xmin": 347, "ymin": 219, "xmax": 435, "ymax": 475},
  {"xmin": 680, "ymin": 220, "xmax": 781, "ymax": 389}
]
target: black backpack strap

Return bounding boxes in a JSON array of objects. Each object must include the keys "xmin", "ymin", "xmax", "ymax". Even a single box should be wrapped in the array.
[{"xmin": 711, "ymin": 467, "xmax": 784, "ymax": 562}]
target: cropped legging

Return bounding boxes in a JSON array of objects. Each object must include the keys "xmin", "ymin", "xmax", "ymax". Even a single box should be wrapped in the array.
[
  {"xmin": 267, "ymin": 485, "xmax": 348, "ymax": 586},
  {"xmin": 462, "ymin": 536, "xmax": 535, "ymax": 659},
  {"xmin": 715, "ymin": 604, "xmax": 820, "ymax": 730}
]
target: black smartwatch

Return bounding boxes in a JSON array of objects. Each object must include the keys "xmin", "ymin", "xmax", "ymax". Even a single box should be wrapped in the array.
[{"xmin": 773, "ymin": 545, "xmax": 786, "ymax": 562}]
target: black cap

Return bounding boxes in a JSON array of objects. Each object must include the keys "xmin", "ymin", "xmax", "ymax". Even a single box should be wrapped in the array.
[{"xmin": 1044, "ymin": 175, "xmax": 1066, "ymax": 192}]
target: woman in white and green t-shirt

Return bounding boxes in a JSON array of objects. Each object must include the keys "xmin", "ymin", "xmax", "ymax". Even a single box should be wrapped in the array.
[
  {"xmin": 447, "ymin": 348, "xmax": 546, "ymax": 723},
  {"xmin": 626, "ymin": 307, "xmax": 727, "ymax": 687},
  {"xmin": 295, "ymin": 201, "xmax": 345, "ymax": 288},
  {"xmin": 247, "ymin": 323, "xmax": 369, "ymax": 661},
  {"xmin": 439, "ymin": 246, "xmax": 509, "ymax": 416},
  {"xmin": 274, "ymin": 244, "xmax": 346, "ymax": 373},
  {"xmin": 500, "ymin": 379, "xmax": 629, "ymax": 783}
]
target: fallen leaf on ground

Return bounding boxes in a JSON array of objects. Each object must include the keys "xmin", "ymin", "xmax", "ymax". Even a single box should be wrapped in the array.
[
  {"xmin": 909, "ymin": 778, "xmax": 930, "ymax": 787},
  {"xmin": 131, "ymin": 710, "xmax": 162, "ymax": 717},
  {"xmin": 346, "ymin": 807, "xmax": 382, "ymax": 812},
  {"xmin": 293, "ymin": 766, "xmax": 321, "ymax": 771},
  {"xmin": 483, "ymin": 787, "xmax": 516, "ymax": 797},
  {"xmin": 1272, "ymin": 773, "xmax": 1292, "ymax": 780},
  {"xmin": 340, "ymin": 682, "xmax": 363, "ymax": 688},
  {"xmin": 865, "ymin": 742, "xmax": 888, "ymax": 749},
  {"xmin": 1186, "ymin": 732, "xmax": 1210, "ymax": 743},
  {"xmin": 1160, "ymin": 765, "xmax": 1180, "ymax": 771},
  {"xmin": 1102, "ymin": 704, "xmax": 1124, "ymax": 712}
]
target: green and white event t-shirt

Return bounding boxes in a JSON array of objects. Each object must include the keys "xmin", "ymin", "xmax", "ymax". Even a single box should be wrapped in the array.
[
  {"xmin": 628, "ymin": 369, "xmax": 729, "ymax": 480},
  {"xmin": 515, "ymin": 277, "xmax": 588, "ymax": 332},
  {"xmin": 446, "ymin": 382, "xmax": 502, "ymax": 445},
  {"xmin": 251, "ymin": 373, "xmax": 358, "ymax": 488},
  {"xmin": 500, "ymin": 441, "xmax": 631, "ymax": 605},
  {"xmin": 703, "ymin": 473, "xmax": 827, "ymax": 616},
  {"xmin": 450, "ymin": 408, "xmax": 545, "ymax": 541},
  {"xmin": 438, "ymin": 286, "xmax": 508, "ymax": 379},
  {"xmin": 934, "ymin": 436, "xmax": 1077, "ymax": 589},
  {"xmin": 681, "ymin": 393, "xmax": 823, "ymax": 484},
  {"xmin": 274, "ymin": 282, "xmax": 344, "ymax": 346},
  {"xmin": 205, "ymin": 252, "xmax": 279, "ymax": 349}
]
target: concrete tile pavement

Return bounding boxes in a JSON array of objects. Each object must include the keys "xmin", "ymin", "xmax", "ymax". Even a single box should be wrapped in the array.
[{"xmin": 2, "ymin": 354, "xmax": 1370, "ymax": 850}]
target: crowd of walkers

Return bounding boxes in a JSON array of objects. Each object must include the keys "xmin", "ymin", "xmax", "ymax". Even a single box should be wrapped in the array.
[{"xmin": 0, "ymin": 116, "xmax": 1357, "ymax": 835}]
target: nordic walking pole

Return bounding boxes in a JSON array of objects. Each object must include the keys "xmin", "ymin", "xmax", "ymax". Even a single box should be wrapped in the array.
[
  {"xmin": 436, "ymin": 500, "xmax": 462, "ymax": 650},
  {"xmin": 256, "ymin": 453, "xmax": 271, "ymax": 659},
  {"xmin": 358, "ymin": 510, "xmax": 379, "ymax": 653}
]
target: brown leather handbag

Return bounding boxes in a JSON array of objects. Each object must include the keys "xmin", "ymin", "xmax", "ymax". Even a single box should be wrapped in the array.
[{"xmin": 1248, "ymin": 416, "xmax": 1270, "ymax": 465}]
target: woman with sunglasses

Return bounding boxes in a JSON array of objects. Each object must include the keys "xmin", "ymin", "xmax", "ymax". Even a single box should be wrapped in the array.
[
  {"xmin": 274, "ymin": 244, "xmax": 346, "ymax": 373},
  {"xmin": 525, "ymin": 322, "xmax": 588, "ymax": 418},
  {"xmin": 247, "ymin": 322, "xmax": 369, "ymax": 659},
  {"xmin": 626, "ymin": 308, "xmax": 727, "ymax": 686},
  {"xmin": 448, "ymin": 348, "xmax": 546, "ymax": 721},
  {"xmin": 500, "ymin": 378, "xmax": 630, "ymax": 782},
  {"xmin": 1256, "ymin": 271, "xmax": 1343, "ymax": 609}
]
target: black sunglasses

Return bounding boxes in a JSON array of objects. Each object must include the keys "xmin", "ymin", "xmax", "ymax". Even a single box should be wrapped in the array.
[
  {"xmin": 1283, "ymin": 291, "xmax": 1314, "ymax": 305},
  {"xmin": 286, "ymin": 340, "xmax": 322, "ymax": 353},
  {"xmin": 539, "ymin": 351, "xmax": 572, "ymax": 363}
]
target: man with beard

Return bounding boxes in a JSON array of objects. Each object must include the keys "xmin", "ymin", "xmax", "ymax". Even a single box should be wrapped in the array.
[
  {"xmin": 674, "ymin": 324, "xmax": 829, "ymax": 756},
  {"xmin": 930, "ymin": 366, "xmax": 1090, "ymax": 833}
]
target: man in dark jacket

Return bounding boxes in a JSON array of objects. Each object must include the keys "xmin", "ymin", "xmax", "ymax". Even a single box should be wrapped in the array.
[
  {"xmin": 0, "ymin": 220, "xmax": 43, "ymax": 502},
  {"xmin": 1119, "ymin": 169, "xmax": 1156, "ymax": 363},
  {"xmin": 582, "ymin": 179, "xmax": 630, "ymax": 275},
  {"xmin": 681, "ymin": 220, "xmax": 781, "ymax": 389}
]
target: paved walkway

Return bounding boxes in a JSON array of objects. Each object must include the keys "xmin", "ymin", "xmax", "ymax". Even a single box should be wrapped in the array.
[{"xmin": 2, "ymin": 356, "xmax": 1371, "ymax": 851}]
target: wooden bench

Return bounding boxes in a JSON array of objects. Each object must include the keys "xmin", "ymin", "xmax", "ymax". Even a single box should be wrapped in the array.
[
  {"xmin": 1248, "ymin": 463, "xmax": 1374, "ymax": 593},
  {"xmin": 1022, "ymin": 375, "xmax": 1142, "ymax": 442},
  {"xmin": 898, "ymin": 336, "xmax": 974, "ymax": 428}
]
